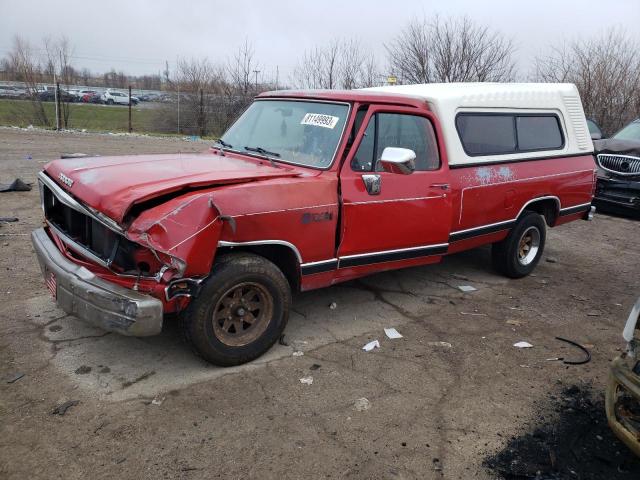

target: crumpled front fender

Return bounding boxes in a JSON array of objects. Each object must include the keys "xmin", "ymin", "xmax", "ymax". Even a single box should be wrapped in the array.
[{"xmin": 126, "ymin": 192, "xmax": 223, "ymax": 277}]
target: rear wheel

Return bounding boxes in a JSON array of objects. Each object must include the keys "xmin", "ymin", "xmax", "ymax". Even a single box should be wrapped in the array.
[
  {"xmin": 181, "ymin": 253, "xmax": 291, "ymax": 366},
  {"xmin": 492, "ymin": 211, "xmax": 546, "ymax": 278}
]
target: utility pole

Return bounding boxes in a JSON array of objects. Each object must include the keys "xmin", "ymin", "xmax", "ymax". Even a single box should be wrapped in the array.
[
  {"xmin": 53, "ymin": 73, "xmax": 60, "ymax": 131},
  {"xmin": 128, "ymin": 85, "xmax": 132, "ymax": 133},
  {"xmin": 275, "ymin": 66, "xmax": 279, "ymax": 91},
  {"xmin": 253, "ymin": 69, "xmax": 260, "ymax": 93}
]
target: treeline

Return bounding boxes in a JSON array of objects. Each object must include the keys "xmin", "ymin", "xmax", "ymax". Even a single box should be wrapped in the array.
[{"xmin": 1, "ymin": 16, "xmax": 639, "ymax": 136}]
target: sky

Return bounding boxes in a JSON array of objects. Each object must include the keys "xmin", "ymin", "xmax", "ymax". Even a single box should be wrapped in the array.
[{"xmin": 1, "ymin": 0, "xmax": 639, "ymax": 84}]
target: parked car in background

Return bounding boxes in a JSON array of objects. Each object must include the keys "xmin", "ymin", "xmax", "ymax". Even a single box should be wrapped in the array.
[
  {"xmin": 38, "ymin": 88, "xmax": 75, "ymax": 103},
  {"xmin": 0, "ymin": 85, "xmax": 24, "ymax": 99},
  {"xmin": 606, "ymin": 296, "xmax": 640, "ymax": 457},
  {"xmin": 32, "ymin": 83, "xmax": 597, "ymax": 366},
  {"xmin": 593, "ymin": 118, "xmax": 640, "ymax": 217},
  {"xmin": 75, "ymin": 89, "xmax": 97, "ymax": 102},
  {"xmin": 101, "ymin": 90, "xmax": 137, "ymax": 106}
]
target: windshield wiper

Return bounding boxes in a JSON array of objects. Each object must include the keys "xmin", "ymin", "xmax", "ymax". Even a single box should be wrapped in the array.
[
  {"xmin": 244, "ymin": 146, "xmax": 280, "ymax": 158},
  {"xmin": 212, "ymin": 139, "xmax": 233, "ymax": 156},
  {"xmin": 244, "ymin": 146, "xmax": 281, "ymax": 168}
]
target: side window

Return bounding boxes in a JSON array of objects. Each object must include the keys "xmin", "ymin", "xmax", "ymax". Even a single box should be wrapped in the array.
[
  {"xmin": 350, "ymin": 113, "xmax": 440, "ymax": 171},
  {"xmin": 456, "ymin": 113, "xmax": 565, "ymax": 156},
  {"xmin": 375, "ymin": 113, "xmax": 439, "ymax": 171},
  {"xmin": 516, "ymin": 116, "xmax": 563, "ymax": 151},
  {"xmin": 350, "ymin": 118, "xmax": 375, "ymax": 171},
  {"xmin": 456, "ymin": 114, "xmax": 516, "ymax": 156}
]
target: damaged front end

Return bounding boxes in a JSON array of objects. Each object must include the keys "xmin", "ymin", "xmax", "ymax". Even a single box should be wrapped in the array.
[
  {"xmin": 33, "ymin": 171, "xmax": 223, "ymax": 335},
  {"xmin": 606, "ymin": 297, "xmax": 640, "ymax": 457}
]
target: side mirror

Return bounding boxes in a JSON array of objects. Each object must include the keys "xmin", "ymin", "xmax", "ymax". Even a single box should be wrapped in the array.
[
  {"xmin": 590, "ymin": 132, "xmax": 602, "ymax": 141},
  {"xmin": 379, "ymin": 147, "xmax": 416, "ymax": 175}
]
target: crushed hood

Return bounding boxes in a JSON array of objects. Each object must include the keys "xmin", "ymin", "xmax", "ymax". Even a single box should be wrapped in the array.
[{"xmin": 44, "ymin": 151, "xmax": 300, "ymax": 224}]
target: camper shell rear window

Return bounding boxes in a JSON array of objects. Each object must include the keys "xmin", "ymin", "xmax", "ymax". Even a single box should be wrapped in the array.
[{"xmin": 455, "ymin": 113, "xmax": 565, "ymax": 157}]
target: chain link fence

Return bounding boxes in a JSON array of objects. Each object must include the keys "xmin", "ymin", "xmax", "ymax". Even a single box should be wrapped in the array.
[{"xmin": 0, "ymin": 82, "xmax": 253, "ymax": 138}]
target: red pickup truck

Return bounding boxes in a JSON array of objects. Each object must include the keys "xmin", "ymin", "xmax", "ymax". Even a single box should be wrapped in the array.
[{"xmin": 32, "ymin": 83, "xmax": 597, "ymax": 365}]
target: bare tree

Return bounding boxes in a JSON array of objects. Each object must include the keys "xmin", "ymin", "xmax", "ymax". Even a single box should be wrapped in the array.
[
  {"xmin": 292, "ymin": 39, "xmax": 379, "ymax": 89},
  {"xmin": 44, "ymin": 35, "xmax": 75, "ymax": 128},
  {"xmin": 535, "ymin": 29, "xmax": 640, "ymax": 135},
  {"xmin": 227, "ymin": 39, "xmax": 259, "ymax": 96},
  {"xmin": 386, "ymin": 15, "xmax": 516, "ymax": 84},
  {"xmin": 7, "ymin": 36, "xmax": 50, "ymax": 126}
]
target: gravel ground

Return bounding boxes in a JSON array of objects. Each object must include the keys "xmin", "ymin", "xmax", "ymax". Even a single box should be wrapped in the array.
[{"xmin": 1, "ymin": 128, "xmax": 639, "ymax": 479}]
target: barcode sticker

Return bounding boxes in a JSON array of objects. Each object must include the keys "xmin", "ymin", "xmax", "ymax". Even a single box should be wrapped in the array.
[{"xmin": 301, "ymin": 113, "xmax": 339, "ymax": 129}]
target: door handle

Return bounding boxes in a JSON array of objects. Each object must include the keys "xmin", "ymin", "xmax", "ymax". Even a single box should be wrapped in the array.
[
  {"xmin": 362, "ymin": 174, "xmax": 381, "ymax": 195},
  {"xmin": 430, "ymin": 183, "xmax": 450, "ymax": 190}
]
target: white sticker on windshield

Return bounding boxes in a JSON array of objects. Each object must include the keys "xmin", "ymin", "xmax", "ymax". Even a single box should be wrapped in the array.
[{"xmin": 301, "ymin": 113, "xmax": 339, "ymax": 129}]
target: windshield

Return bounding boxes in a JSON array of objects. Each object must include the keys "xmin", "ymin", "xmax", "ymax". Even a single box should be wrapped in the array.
[
  {"xmin": 613, "ymin": 120, "xmax": 640, "ymax": 142},
  {"xmin": 220, "ymin": 100, "xmax": 349, "ymax": 168}
]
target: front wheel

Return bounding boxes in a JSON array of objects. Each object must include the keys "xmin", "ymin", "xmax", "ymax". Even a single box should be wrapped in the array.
[
  {"xmin": 181, "ymin": 253, "xmax": 291, "ymax": 366},
  {"xmin": 492, "ymin": 211, "xmax": 546, "ymax": 278}
]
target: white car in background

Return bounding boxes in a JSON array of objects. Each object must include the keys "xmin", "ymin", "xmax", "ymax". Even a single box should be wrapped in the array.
[{"xmin": 101, "ymin": 90, "xmax": 138, "ymax": 106}]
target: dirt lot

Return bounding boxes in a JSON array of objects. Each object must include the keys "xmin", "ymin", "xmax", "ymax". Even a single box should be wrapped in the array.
[{"xmin": 1, "ymin": 127, "xmax": 639, "ymax": 479}]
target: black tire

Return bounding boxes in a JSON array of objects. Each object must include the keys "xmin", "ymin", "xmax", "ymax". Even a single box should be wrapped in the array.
[
  {"xmin": 107, "ymin": 99, "xmax": 114, "ymax": 105},
  {"xmin": 181, "ymin": 253, "xmax": 291, "ymax": 366},
  {"xmin": 492, "ymin": 211, "xmax": 546, "ymax": 278}
]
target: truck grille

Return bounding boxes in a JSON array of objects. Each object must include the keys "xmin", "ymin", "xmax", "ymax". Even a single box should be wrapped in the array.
[
  {"xmin": 42, "ymin": 183, "xmax": 142, "ymax": 272},
  {"xmin": 597, "ymin": 154, "xmax": 640, "ymax": 176}
]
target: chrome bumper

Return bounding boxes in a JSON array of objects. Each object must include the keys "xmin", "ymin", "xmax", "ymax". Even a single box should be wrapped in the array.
[{"xmin": 31, "ymin": 227, "xmax": 163, "ymax": 336}]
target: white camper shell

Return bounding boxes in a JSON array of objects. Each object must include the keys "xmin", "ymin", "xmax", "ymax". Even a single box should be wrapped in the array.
[{"xmin": 366, "ymin": 83, "xmax": 593, "ymax": 167}]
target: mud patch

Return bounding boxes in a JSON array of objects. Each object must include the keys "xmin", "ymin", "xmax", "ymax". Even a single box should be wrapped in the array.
[{"xmin": 484, "ymin": 384, "xmax": 640, "ymax": 479}]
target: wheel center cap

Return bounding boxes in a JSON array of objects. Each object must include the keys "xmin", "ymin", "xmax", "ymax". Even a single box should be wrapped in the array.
[{"xmin": 236, "ymin": 307, "xmax": 246, "ymax": 317}]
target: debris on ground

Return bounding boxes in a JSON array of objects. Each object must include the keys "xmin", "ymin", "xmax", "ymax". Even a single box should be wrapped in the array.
[
  {"xmin": 554, "ymin": 336, "xmax": 592, "ymax": 365},
  {"xmin": 278, "ymin": 334, "xmax": 289, "ymax": 346},
  {"xmin": 354, "ymin": 397, "xmax": 371, "ymax": 411},
  {"xmin": 384, "ymin": 328, "xmax": 403, "ymax": 339},
  {"xmin": 6, "ymin": 373, "xmax": 25, "ymax": 384},
  {"xmin": 460, "ymin": 311, "xmax": 487, "ymax": 316},
  {"xmin": 514, "ymin": 341, "xmax": 534, "ymax": 348},
  {"xmin": 51, "ymin": 400, "xmax": 79, "ymax": 416},
  {"xmin": 74, "ymin": 365, "xmax": 92, "ymax": 374},
  {"xmin": 0, "ymin": 178, "xmax": 31, "ymax": 192},
  {"xmin": 151, "ymin": 395, "xmax": 165, "ymax": 406},
  {"xmin": 329, "ymin": 302, "xmax": 337, "ymax": 310},
  {"xmin": 60, "ymin": 153, "xmax": 90, "ymax": 159},
  {"xmin": 506, "ymin": 320, "xmax": 524, "ymax": 326},
  {"xmin": 458, "ymin": 285, "xmax": 477, "ymax": 292},
  {"xmin": 292, "ymin": 351, "xmax": 304, "ymax": 357},
  {"xmin": 546, "ymin": 256, "xmax": 558, "ymax": 263},
  {"xmin": 484, "ymin": 384, "xmax": 640, "ymax": 480},
  {"xmin": 587, "ymin": 311, "xmax": 601, "ymax": 317},
  {"xmin": 299, "ymin": 376, "xmax": 313, "ymax": 385},
  {"xmin": 309, "ymin": 364, "xmax": 321, "ymax": 371},
  {"xmin": 362, "ymin": 340, "xmax": 380, "ymax": 352},
  {"xmin": 428, "ymin": 341, "xmax": 452, "ymax": 348},
  {"xmin": 0, "ymin": 217, "xmax": 19, "ymax": 223}
]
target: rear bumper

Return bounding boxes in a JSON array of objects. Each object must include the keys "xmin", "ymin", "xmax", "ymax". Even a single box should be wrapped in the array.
[
  {"xmin": 606, "ymin": 354, "xmax": 640, "ymax": 457},
  {"xmin": 31, "ymin": 227, "xmax": 163, "ymax": 336}
]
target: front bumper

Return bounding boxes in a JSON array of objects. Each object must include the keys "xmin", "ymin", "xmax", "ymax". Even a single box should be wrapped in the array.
[
  {"xmin": 594, "ymin": 175, "xmax": 640, "ymax": 213},
  {"xmin": 606, "ymin": 354, "xmax": 640, "ymax": 457},
  {"xmin": 31, "ymin": 227, "xmax": 163, "ymax": 336}
]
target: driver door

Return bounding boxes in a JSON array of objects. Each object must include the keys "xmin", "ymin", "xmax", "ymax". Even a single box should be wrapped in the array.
[{"xmin": 337, "ymin": 105, "xmax": 452, "ymax": 270}]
